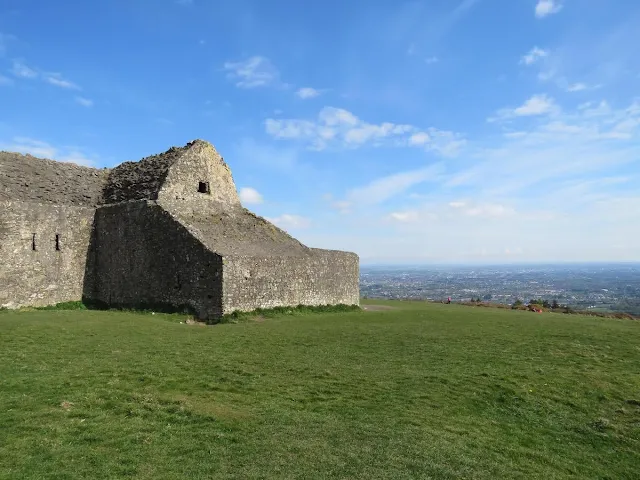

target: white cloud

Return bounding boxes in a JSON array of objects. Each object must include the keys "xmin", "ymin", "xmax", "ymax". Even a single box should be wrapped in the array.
[
  {"xmin": 297, "ymin": 98, "xmax": 640, "ymax": 263},
  {"xmin": 490, "ymin": 94, "xmax": 557, "ymax": 121},
  {"xmin": 520, "ymin": 47, "xmax": 548, "ymax": 65},
  {"xmin": 75, "ymin": 96, "xmax": 93, "ymax": 107},
  {"xmin": 223, "ymin": 56, "xmax": 280, "ymax": 88},
  {"xmin": 465, "ymin": 203, "xmax": 515, "ymax": 218},
  {"xmin": 45, "ymin": 74, "xmax": 80, "ymax": 90},
  {"xmin": 425, "ymin": 56, "xmax": 439, "ymax": 64},
  {"xmin": 535, "ymin": 0, "xmax": 562, "ymax": 18},
  {"xmin": 409, "ymin": 132, "xmax": 430, "ymax": 146},
  {"xmin": 388, "ymin": 211, "xmax": 421, "ymax": 223},
  {"xmin": 455, "ymin": 98, "xmax": 640, "ymax": 198},
  {"xmin": 345, "ymin": 164, "xmax": 444, "ymax": 207},
  {"xmin": 0, "ymin": 74, "xmax": 13, "ymax": 86},
  {"xmin": 318, "ymin": 107, "xmax": 359, "ymax": 127},
  {"xmin": 515, "ymin": 94, "xmax": 556, "ymax": 116},
  {"xmin": 267, "ymin": 214, "xmax": 311, "ymax": 230},
  {"xmin": 10, "ymin": 60, "xmax": 37, "ymax": 78},
  {"xmin": 0, "ymin": 137, "xmax": 97, "ymax": 166},
  {"xmin": 296, "ymin": 87, "xmax": 321, "ymax": 99},
  {"xmin": 265, "ymin": 107, "xmax": 464, "ymax": 155},
  {"xmin": 239, "ymin": 187, "xmax": 264, "ymax": 205},
  {"xmin": 386, "ymin": 201, "xmax": 513, "ymax": 225},
  {"xmin": 57, "ymin": 151, "xmax": 96, "ymax": 167}
]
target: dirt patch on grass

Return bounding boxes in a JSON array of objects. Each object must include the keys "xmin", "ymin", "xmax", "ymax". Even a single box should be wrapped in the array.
[{"xmin": 362, "ymin": 305, "xmax": 397, "ymax": 311}]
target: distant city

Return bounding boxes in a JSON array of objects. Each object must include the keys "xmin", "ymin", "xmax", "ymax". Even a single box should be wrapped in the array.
[{"xmin": 360, "ymin": 263, "xmax": 640, "ymax": 316}]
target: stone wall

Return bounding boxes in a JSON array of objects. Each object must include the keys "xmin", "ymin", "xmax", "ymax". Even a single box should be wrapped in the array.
[
  {"xmin": 0, "ymin": 200, "xmax": 94, "ymax": 308},
  {"xmin": 158, "ymin": 140, "xmax": 241, "ymax": 207},
  {"xmin": 85, "ymin": 201, "xmax": 224, "ymax": 320},
  {"xmin": 0, "ymin": 152, "xmax": 108, "ymax": 206},
  {"xmin": 101, "ymin": 147, "xmax": 182, "ymax": 204},
  {"xmin": 1, "ymin": 139, "xmax": 361, "ymax": 317},
  {"xmin": 162, "ymin": 199, "xmax": 309, "ymax": 257},
  {"xmin": 222, "ymin": 249, "xmax": 360, "ymax": 314}
]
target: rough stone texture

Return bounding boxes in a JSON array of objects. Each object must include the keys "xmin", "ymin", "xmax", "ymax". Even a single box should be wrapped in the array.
[
  {"xmin": 163, "ymin": 200, "xmax": 309, "ymax": 256},
  {"xmin": 0, "ymin": 201, "xmax": 94, "ymax": 308},
  {"xmin": 0, "ymin": 139, "xmax": 359, "ymax": 319},
  {"xmin": 222, "ymin": 250, "xmax": 360, "ymax": 314},
  {"xmin": 0, "ymin": 152, "xmax": 108, "ymax": 206},
  {"xmin": 84, "ymin": 201, "xmax": 223, "ymax": 320},
  {"xmin": 101, "ymin": 145, "xmax": 183, "ymax": 204},
  {"xmin": 157, "ymin": 140, "xmax": 241, "ymax": 208}
]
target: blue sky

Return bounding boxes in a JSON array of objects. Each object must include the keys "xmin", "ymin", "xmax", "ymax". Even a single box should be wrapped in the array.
[{"xmin": 1, "ymin": 0, "xmax": 639, "ymax": 264}]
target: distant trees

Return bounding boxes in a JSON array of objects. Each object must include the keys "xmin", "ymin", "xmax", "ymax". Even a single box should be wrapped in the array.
[
  {"xmin": 513, "ymin": 299, "xmax": 523, "ymax": 307},
  {"xmin": 552, "ymin": 299, "xmax": 560, "ymax": 309},
  {"xmin": 529, "ymin": 299, "xmax": 551, "ymax": 308}
]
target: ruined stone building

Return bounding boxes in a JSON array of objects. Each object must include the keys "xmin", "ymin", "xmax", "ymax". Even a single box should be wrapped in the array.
[{"xmin": 0, "ymin": 140, "xmax": 359, "ymax": 319}]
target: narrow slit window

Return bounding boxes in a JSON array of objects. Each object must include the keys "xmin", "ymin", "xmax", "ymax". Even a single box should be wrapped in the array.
[
  {"xmin": 32, "ymin": 233, "xmax": 37, "ymax": 251},
  {"xmin": 198, "ymin": 181, "xmax": 210, "ymax": 194},
  {"xmin": 55, "ymin": 234, "xmax": 61, "ymax": 251}
]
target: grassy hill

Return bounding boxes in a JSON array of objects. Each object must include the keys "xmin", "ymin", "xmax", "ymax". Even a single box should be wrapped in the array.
[{"xmin": 1, "ymin": 301, "xmax": 639, "ymax": 479}]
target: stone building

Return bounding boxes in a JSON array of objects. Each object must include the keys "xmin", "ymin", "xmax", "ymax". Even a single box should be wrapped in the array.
[{"xmin": 0, "ymin": 140, "xmax": 359, "ymax": 320}]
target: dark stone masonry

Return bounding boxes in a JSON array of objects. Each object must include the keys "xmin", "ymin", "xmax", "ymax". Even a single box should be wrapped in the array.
[{"xmin": 0, "ymin": 140, "xmax": 359, "ymax": 320}]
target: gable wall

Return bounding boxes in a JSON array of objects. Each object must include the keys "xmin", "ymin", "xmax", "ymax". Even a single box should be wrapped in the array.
[
  {"xmin": 84, "ymin": 201, "xmax": 224, "ymax": 320},
  {"xmin": 158, "ymin": 141, "xmax": 240, "ymax": 207}
]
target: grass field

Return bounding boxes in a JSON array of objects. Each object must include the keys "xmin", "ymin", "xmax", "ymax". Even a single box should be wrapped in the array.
[{"xmin": 1, "ymin": 301, "xmax": 639, "ymax": 479}]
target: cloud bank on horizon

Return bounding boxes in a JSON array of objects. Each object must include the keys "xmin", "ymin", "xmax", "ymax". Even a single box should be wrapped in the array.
[{"xmin": 1, "ymin": 0, "xmax": 639, "ymax": 264}]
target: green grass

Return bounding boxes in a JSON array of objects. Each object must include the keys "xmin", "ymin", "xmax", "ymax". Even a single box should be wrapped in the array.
[{"xmin": 1, "ymin": 301, "xmax": 639, "ymax": 479}]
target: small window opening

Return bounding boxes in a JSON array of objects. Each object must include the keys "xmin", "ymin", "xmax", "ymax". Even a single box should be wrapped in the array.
[
  {"xmin": 32, "ymin": 233, "xmax": 37, "ymax": 251},
  {"xmin": 198, "ymin": 181, "xmax": 210, "ymax": 194},
  {"xmin": 55, "ymin": 234, "xmax": 61, "ymax": 251}
]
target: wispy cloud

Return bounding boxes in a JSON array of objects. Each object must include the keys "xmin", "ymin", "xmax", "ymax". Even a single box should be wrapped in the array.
[
  {"xmin": 459, "ymin": 98, "xmax": 640, "ymax": 196},
  {"xmin": 10, "ymin": 60, "xmax": 37, "ymax": 78},
  {"xmin": 223, "ymin": 56, "xmax": 281, "ymax": 88},
  {"xmin": 387, "ymin": 201, "xmax": 514, "ymax": 224},
  {"xmin": 45, "ymin": 74, "xmax": 80, "ymax": 90},
  {"xmin": 265, "ymin": 106, "xmax": 465, "ymax": 155},
  {"xmin": 239, "ymin": 187, "xmax": 264, "ymax": 205},
  {"xmin": 489, "ymin": 94, "xmax": 558, "ymax": 121},
  {"xmin": 425, "ymin": 56, "xmax": 439, "ymax": 64},
  {"xmin": 296, "ymin": 87, "xmax": 322, "ymax": 99},
  {"xmin": 343, "ymin": 163, "xmax": 444, "ymax": 207},
  {"xmin": 266, "ymin": 214, "xmax": 311, "ymax": 230},
  {"xmin": 75, "ymin": 96, "xmax": 93, "ymax": 107},
  {"xmin": 535, "ymin": 0, "xmax": 562, "ymax": 18},
  {"xmin": 520, "ymin": 47, "xmax": 548, "ymax": 65},
  {"xmin": 0, "ymin": 137, "xmax": 97, "ymax": 166}
]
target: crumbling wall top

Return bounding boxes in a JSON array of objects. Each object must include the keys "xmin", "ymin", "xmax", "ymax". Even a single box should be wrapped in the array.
[
  {"xmin": 0, "ymin": 152, "xmax": 108, "ymax": 206},
  {"xmin": 101, "ymin": 142, "xmax": 189, "ymax": 204}
]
